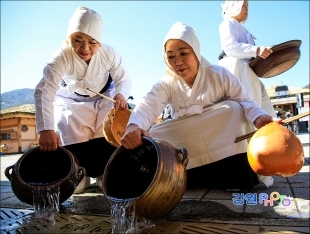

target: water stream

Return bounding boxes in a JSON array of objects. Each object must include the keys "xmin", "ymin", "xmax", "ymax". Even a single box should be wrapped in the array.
[
  {"xmin": 109, "ymin": 197, "xmax": 154, "ymax": 234},
  {"xmin": 29, "ymin": 182, "xmax": 60, "ymax": 222}
]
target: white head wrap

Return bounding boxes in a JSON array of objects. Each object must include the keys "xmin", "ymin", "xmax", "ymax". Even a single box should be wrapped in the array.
[
  {"xmin": 163, "ymin": 22, "xmax": 211, "ymax": 76},
  {"xmin": 163, "ymin": 22, "xmax": 201, "ymax": 63},
  {"xmin": 66, "ymin": 6, "xmax": 103, "ymax": 43},
  {"xmin": 162, "ymin": 22, "xmax": 212, "ymax": 118},
  {"xmin": 221, "ymin": 1, "xmax": 245, "ymax": 21}
]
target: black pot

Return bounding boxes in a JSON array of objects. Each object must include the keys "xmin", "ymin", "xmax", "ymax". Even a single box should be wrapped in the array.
[{"xmin": 5, "ymin": 146, "xmax": 85, "ymax": 206}]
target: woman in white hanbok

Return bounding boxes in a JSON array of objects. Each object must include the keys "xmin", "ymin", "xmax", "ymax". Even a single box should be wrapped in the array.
[
  {"xmin": 120, "ymin": 22, "xmax": 278, "ymax": 190},
  {"xmin": 218, "ymin": 0, "xmax": 275, "ymax": 187},
  {"xmin": 34, "ymin": 6, "xmax": 132, "ymax": 193}
]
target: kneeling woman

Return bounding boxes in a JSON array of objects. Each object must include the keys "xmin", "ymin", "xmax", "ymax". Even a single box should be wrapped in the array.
[{"xmin": 120, "ymin": 22, "xmax": 278, "ymax": 191}]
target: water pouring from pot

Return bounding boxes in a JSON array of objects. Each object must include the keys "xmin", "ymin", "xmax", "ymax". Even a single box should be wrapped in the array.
[
  {"xmin": 5, "ymin": 147, "xmax": 86, "ymax": 220},
  {"xmin": 103, "ymin": 136, "xmax": 188, "ymax": 232}
]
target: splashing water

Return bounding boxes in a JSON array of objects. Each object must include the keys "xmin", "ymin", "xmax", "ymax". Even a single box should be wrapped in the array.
[
  {"xmin": 30, "ymin": 182, "xmax": 60, "ymax": 222},
  {"xmin": 110, "ymin": 198, "xmax": 154, "ymax": 233}
]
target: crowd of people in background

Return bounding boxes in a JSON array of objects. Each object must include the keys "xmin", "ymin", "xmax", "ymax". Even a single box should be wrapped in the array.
[{"xmin": 275, "ymin": 108, "xmax": 298, "ymax": 132}]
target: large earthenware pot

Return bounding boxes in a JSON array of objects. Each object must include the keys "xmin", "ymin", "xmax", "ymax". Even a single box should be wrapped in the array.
[
  {"xmin": 5, "ymin": 146, "xmax": 85, "ymax": 206},
  {"xmin": 247, "ymin": 122, "xmax": 304, "ymax": 177},
  {"xmin": 103, "ymin": 136, "xmax": 188, "ymax": 220},
  {"xmin": 103, "ymin": 108, "xmax": 131, "ymax": 147},
  {"xmin": 250, "ymin": 39, "xmax": 301, "ymax": 78}
]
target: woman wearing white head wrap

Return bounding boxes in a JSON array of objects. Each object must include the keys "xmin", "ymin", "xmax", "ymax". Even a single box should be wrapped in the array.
[
  {"xmin": 34, "ymin": 6, "xmax": 132, "ymax": 193},
  {"xmin": 221, "ymin": 0, "xmax": 246, "ymax": 22},
  {"xmin": 121, "ymin": 22, "xmax": 278, "ymax": 190},
  {"xmin": 218, "ymin": 1, "xmax": 275, "ymax": 188}
]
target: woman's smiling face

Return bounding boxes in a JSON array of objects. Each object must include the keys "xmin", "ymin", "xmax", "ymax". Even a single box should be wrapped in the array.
[
  {"xmin": 165, "ymin": 39, "xmax": 199, "ymax": 86},
  {"xmin": 70, "ymin": 32, "xmax": 100, "ymax": 64}
]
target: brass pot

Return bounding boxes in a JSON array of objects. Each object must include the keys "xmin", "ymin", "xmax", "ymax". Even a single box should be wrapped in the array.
[
  {"xmin": 103, "ymin": 136, "xmax": 188, "ymax": 220},
  {"xmin": 103, "ymin": 108, "xmax": 131, "ymax": 147},
  {"xmin": 5, "ymin": 146, "xmax": 85, "ymax": 206}
]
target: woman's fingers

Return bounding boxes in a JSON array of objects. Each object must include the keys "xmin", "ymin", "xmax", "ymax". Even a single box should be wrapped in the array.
[
  {"xmin": 39, "ymin": 130, "xmax": 60, "ymax": 151},
  {"xmin": 259, "ymin": 47, "xmax": 273, "ymax": 59}
]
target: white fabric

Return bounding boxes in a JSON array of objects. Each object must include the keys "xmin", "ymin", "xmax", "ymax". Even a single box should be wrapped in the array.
[
  {"xmin": 218, "ymin": 18, "xmax": 276, "ymax": 118},
  {"xmin": 164, "ymin": 22, "xmax": 201, "ymax": 63},
  {"xmin": 35, "ymin": 43, "xmax": 132, "ymax": 145},
  {"xmin": 53, "ymin": 86, "xmax": 114, "ymax": 145},
  {"xmin": 129, "ymin": 64, "xmax": 267, "ymax": 170},
  {"xmin": 221, "ymin": 1, "xmax": 246, "ymax": 23},
  {"xmin": 129, "ymin": 65, "xmax": 266, "ymax": 131},
  {"xmin": 149, "ymin": 100, "xmax": 249, "ymax": 169},
  {"xmin": 67, "ymin": 6, "xmax": 103, "ymax": 43},
  {"xmin": 219, "ymin": 18, "xmax": 257, "ymax": 59},
  {"xmin": 128, "ymin": 22, "xmax": 268, "ymax": 169}
]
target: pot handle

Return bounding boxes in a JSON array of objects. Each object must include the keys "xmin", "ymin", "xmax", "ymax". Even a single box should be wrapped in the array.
[
  {"xmin": 77, "ymin": 167, "xmax": 86, "ymax": 183},
  {"xmin": 5, "ymin": 165, "xmax": 14, "ymax": 181},
  {"xmin": 177, "ymin": 148, "xmax": 189, "ymax": 168}
]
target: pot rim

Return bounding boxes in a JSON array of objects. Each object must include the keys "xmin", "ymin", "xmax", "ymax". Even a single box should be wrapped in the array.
[
  {"xmin": 103, "ymin": 136, "xmax": 164, "ymax": 202},
  {"xmin": 14, "ymin": 146, "xmax": 76, "ymax": 190},
  {"xmin": 249, "ymin": 39, "xmax": 302, "ymax": 78}
]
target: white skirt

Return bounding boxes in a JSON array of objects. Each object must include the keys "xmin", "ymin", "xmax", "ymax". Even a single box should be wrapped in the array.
[
  {"xmin": 53, "ymin": 87, "xmax": 114, "ymax": 146},
  {"xmin": 148, "ymin": 100, "xmax": 251, "ymax": 170},
  {"xmin": 218, "ymin": 57, "xmax": 276, "ymax": 118}
]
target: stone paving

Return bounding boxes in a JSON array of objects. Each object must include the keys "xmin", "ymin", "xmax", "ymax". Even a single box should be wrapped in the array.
[{"xmin": 0, "ymin": 133, "xmax": 309, "ymax": 233}]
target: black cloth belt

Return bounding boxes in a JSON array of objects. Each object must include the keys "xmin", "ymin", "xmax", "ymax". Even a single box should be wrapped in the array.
[
  {"xmin": 218, "ymin": 50, "xmax": 254, "ymax": 61},
  {"xmin": 218, "ymin": 50, "xmax": 227, "ymax": 60},
  {"xmin": 61, "ymin": 74, "xmax": 113, "ymax": 97}
]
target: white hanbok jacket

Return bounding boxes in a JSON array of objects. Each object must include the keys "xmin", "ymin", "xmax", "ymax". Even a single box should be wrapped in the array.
[
  {"xmin": 35, "ymin": 43, "xmax": 132, "ymax": 145},
  {"xmin": 129, "ymin": 58, "xmax": 267, "ymax": 169},
  {"xmin": 218, "ymin": 18, "xmax": 276, "ymax": 117}
]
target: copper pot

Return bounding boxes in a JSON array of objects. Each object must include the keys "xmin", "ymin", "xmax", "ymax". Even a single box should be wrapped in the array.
[
  {"xmin": 103, "ymin": 136, "xmax": 188, "ymax": 220},
  {"xmin": 103, "ymin": 108, "xmax": 131, "ymax": 147},
  {"xmin": 250, "ymin": 39, "xmax": 301, "ymax": 78},
  {"xmin": 5, "ymin": 146, "xmax": 85, "ymax": 206}
]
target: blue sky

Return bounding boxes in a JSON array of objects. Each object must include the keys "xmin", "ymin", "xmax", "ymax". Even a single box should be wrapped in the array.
[{"xmin": 1, "ymin": 1, "xmax": 309, "ymax": 104}]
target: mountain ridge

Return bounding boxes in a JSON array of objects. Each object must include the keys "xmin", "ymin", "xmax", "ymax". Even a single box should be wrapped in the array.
[
  {"xmin": 1, "ymin": 88, "xmax": 35, "ymax": 111},
  {"xmin": 0, "ymin": 88, "xmax": 136, "ymax": 111}
]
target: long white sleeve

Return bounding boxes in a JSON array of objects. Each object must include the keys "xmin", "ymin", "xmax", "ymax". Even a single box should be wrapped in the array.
[
  {"xmin": 35, "ymin": 44, "xmax": 132, "ymax": 133},
  {"xmin": 219, "ymin": 18, "xmax": 258, "ymax": 59},
  {"xmin": 128, "ymin": 64, "xmax": 267, "ymax": 131}
]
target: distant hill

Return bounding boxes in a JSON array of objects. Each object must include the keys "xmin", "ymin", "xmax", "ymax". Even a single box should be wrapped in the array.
[
  {"xmin": 1, "ymin": 88, "xmax": 35, "ymax": 111},
  {"xmin": 0, "ymin": 88, "xmax": 136, "ymax": 111}
]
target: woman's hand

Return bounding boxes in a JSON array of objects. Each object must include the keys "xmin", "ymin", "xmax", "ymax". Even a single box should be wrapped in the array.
[
  {"xmin": 39, "ymin": 130, "xmax": 61, "ymax": 151},
  {"xmin": 254, "ymin": 115, "xmax": 282, "ymax": 129},
  {"xmin": 120, "ymin": 124, "xmax": 151, "ymax": 149},
  {"xmin": 257, "ymin": 46, "xmax": 273, "ymax": 59},
  {"xmin": 114, "ymin": 93, "xmax": 128, "ymax": 110}
]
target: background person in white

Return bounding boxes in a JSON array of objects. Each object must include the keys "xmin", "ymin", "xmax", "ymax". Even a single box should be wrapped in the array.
[
  {"xmin": 34, "ymin": 6, "xmax": 132, "ymax": 193},
  {"xmin": 218, "ymin": 0, "xmax": 275, "ymax": 117},
  {"xmin": 120, "ymin": 22, "xmax": 279, "ymax": 191},
  {"xmin": 218, "ymin": 0, "xmax": 276, "ymax": 187}
]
